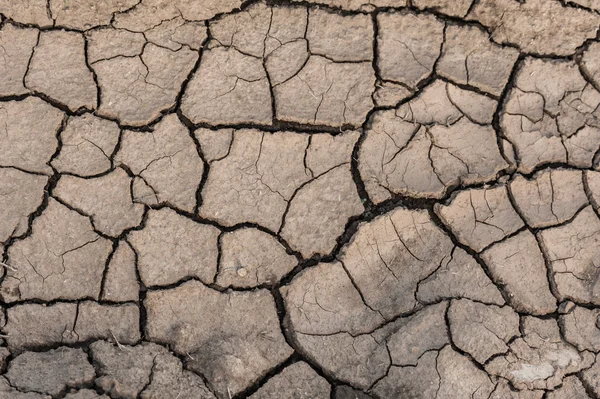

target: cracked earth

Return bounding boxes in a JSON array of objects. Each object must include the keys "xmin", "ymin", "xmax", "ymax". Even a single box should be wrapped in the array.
[{"xmin": 4, "ymin": 1, "xmax": 600, "ymax": 399}]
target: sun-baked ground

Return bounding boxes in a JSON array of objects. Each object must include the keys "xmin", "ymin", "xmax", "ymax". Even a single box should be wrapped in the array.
[{"xmin": 1, "ymin": 0, "xmax": 600, "ymax": 398}]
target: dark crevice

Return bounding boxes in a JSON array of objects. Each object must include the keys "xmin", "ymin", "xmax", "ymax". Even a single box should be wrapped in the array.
[
  {"xmin": 83, "ymin": 34, "xmax": 102, "ymax": 112},
  {"xmin": 559, "ymin": 0, "xmax": 600, "ymax": 14},
  {"xmin": 579, "ymin": 371, "xmax": 599, "ymax": 399},
  {"xmin": 183, "ymin": 116, "xmax": 211, "ymax": 215},
  {"xmin": 263, "ymin": 7, "xmax": 277, "ymax": 124},
  {"xmin": 129, "ymin": 241, "xmax": 149, "ymax": 341},
  {"xmin": 491, "ymin": 55, "xmax": 525, "ymax": 169},
  {"xmin": 213, "ymin": 231, "xmax": 225, "ymax": 285},
  {"xmin": 191, "ymin": 119, "xmax": 359, "ymax": 135},
  {"xmin": 98, "ymin": 241, "xmax": 119, "ymax": 301},
  {"xmin": 1, "ymin": 297, "xmax": 140, "ymax": 310},
  {"xmin": 230, "ymin": 353, "xmax": 300, "ymax": 398},
  {"xmin": 22, "ymin": 29, "xmax": 40, "ymax": 92}
]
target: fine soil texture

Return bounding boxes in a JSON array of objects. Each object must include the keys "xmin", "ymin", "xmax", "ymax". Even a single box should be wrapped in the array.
[{"xmin": 1, "ymin": 0, "xmax": 600, "ymax": 398}]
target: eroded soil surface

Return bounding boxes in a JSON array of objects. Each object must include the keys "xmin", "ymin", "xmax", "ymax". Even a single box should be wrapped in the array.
[{"xmin": 2, "ymin": 0, "xmax": 600, "ymax": 398}]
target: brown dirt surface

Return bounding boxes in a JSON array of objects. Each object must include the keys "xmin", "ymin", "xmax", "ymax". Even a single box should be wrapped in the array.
[{"xmin": 1, "ymin": 0, "xmax": 600, "ymax": 398}]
